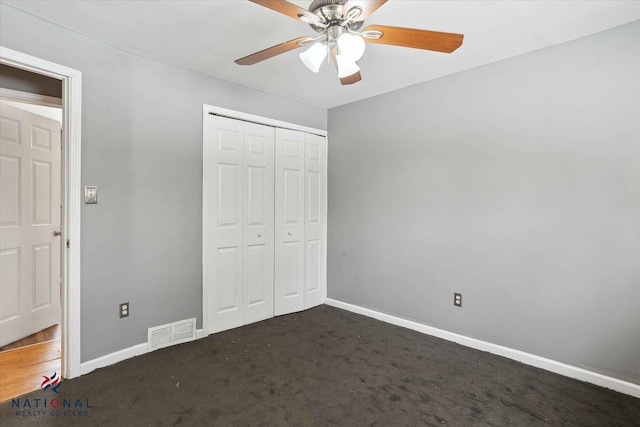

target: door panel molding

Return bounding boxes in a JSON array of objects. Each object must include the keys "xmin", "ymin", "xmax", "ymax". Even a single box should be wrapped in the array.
[{"xmin": 0, "ymin": 46, "xmax": 82, "ymax": 379}]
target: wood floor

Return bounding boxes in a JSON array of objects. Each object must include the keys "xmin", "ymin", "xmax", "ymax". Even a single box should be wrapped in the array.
[
  {"xmin": 0, "ymin": 325, "xmax": 61, "ymax": 403},
  {"xmin": 0, "ymin": 324, "xmax": 60, "ymax": 352}
]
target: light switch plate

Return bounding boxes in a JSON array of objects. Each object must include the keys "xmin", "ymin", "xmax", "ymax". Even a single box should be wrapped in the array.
[{"xmin": 84, "ymin": 186, "xmax": 98, "ymax": 204}]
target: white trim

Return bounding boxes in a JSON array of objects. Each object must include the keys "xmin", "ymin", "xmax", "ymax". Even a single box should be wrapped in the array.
[
  {"xmin": 325, "ymin": 298, "xmax": 640, "ymax": 398},
  {"xmin": 1, "ymin": 46, "xmax": 82, "ymax": 379},
  {"xmin": 201, "ymin": 107, "xmax": 210, "ymax": 336},
  {"xmin": 323, "ymin": 137, "xmax": 328, "ymax": 303},
  {"xmin": 0, "ymin": 87, "xmax": 62, "ymax": 107},
  {"xmin": 80, "ymin": 329, "xmax": 206, "ymax": 375},
  {"xmin": 80, "ymin": 343, "xmax": 148, "ymax": 376},
  {"xmin": 203, "ymin": 105, "xmax": 327, "ymax": 137}
]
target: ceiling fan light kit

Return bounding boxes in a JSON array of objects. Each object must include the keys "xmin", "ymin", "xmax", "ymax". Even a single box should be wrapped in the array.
[
  {"xmin": 337, "ymin": 33, "xmax": 366, "ymax": 61},
  {"xmin": 336, "ymin": 54, "xmax": 360, "ymax": 78},
  {"xmin": 299, "ymin": 42, "xmax": 327, "ymax": 73},
  {"xmin": 236, "ymin": 0, "xmax": 464, "ymax": 85}
]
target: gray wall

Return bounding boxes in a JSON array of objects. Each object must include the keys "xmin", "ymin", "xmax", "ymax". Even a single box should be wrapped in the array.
[
  {"xmin": 0, "ymin": 5, "xmax": 327, "ymax": 362},
  {"xmin": 0, "ymin": 63, "xmax": 62, "ymax": 98},
  {"xmin": 328, "ymin": 21, "xmax": 640, "ymax": 385}
]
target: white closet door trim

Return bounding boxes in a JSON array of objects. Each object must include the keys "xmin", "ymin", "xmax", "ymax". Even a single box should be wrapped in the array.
[{"xmin": 203, "ymin": 105, "xmax": 327, "ymax": 137}]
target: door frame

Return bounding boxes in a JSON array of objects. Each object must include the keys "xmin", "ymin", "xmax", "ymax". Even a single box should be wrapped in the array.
[
  {"xmin": 1, "ymin": 47, "xmax": 82, "ymax": 379},
  {"xmin": 202, "ymin": 104, "xmax": 327, "ymax": 336}
]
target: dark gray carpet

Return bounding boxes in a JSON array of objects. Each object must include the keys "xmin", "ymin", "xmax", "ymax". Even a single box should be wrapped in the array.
[{"xmin": 2, "ymin": 305, "xmax": 638, "ymax": 426}]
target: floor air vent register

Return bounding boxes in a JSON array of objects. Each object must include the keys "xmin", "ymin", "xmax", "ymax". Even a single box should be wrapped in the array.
[{"xmin": 147, "ymin": 318, "xmax": 196, "ymax": 351}]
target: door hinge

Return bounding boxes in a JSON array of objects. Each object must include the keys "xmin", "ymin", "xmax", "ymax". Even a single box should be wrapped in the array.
[{"xmin": 66, "ymin": 239, "xmax": 70, "ymax": 249}]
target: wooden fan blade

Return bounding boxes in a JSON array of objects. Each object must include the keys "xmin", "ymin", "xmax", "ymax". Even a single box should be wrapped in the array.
[
  {"xmin": 340, "ymin": 71, "xmax": 362, "ymax": 85},
  {"xmin": 331, "ymin": 47, "xmax": 362, "ymax": 85},
  {"xmin": 250, "ymin": 0, "xmax": 318, "ymax": 22},
  {"xmin": 342, "ymin": 0, "xmax": 387, "ymax": 21},
  {"xmin": 235, "ymin": 37, "xmax": 309, "ymax": 65},
  {"xmin": 363, "ymin": 25, "xmax": 464, "ymax": 53}
]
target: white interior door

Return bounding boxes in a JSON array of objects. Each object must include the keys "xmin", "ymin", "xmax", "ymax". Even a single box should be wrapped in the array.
[
  {"xmin": 203, "ymin": 115, "xmax": 245, "ymax": 333},
  {"xmin": 0, "ymin": 103, "xmax": 61, "ymax": 347},
  {"xmin": 274, "ymin": 128, "xmax": 305, "ymax": 315},
  {"xmin": 204, "ymin": 115, "xmax": 275, "ymax": 333},
  {"xmin": 304, "ymin": 134, "xmax": 327, "ymax": 309},
  {"xmin": 243, "ymin": 123, "xmax": 275, "ymax": 324}
]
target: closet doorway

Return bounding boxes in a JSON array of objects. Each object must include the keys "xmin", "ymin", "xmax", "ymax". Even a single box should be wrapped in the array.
[{"xmin": 202, "ymin": 105, "xmax": 327, "ymax": 335}]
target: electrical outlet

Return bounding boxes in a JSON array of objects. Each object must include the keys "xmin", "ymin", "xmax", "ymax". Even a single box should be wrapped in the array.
[
  {"xmin": 120, "ymin": 302, "xmax": 129, "ymax": 318},
  {"xmin": 454, "ymin": 293, "xmax": 462, "ymax": 307}
]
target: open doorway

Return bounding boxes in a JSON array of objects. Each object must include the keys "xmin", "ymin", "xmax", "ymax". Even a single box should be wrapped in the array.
[
  {"xmin": 0, "ymin": 69, "xmax": 63, "ymax": 401},
  {"xmin": 0, "ymin": 47, "xmax": 82, "ymax": 398}
]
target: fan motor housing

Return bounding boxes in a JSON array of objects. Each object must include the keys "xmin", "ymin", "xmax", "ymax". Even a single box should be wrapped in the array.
[
  {"xmin": 309, "ymin": 0, "xmax": 347, "ymax": 12},
  {"xmin": 308, "ymin": 0, "xmax": 364, "ymax": 33}
]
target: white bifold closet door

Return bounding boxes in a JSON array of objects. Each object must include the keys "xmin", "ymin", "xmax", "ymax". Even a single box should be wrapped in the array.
[
  {"xmin": 203, "ymin": 115, "xmax": 274, "ymax": 333},
  {"xmin": 204, "ymin": 110, "xmax": 326, "ymax": 335},
  {"xmin": 303, "ymin": 132, "xmax": 327, "ymax": 309},
  {"xmin": 274, "ymin": 129, "xmax": 327, "ymax": 315}
]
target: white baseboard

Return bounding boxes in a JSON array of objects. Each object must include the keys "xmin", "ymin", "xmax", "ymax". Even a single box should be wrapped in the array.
[
  {"xmin": 325, "ymin": 298, "xmax": 640, "ymax": 399},
  {"xmin": 80, "ymin": 343, "xmax": 147, "ymax": 376},
  {"xmin": 80, "ymin": 329, "xmax": 206, "ymax": 376}
]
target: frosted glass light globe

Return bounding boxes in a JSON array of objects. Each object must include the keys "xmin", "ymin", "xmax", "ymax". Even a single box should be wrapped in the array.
[
  {"xmin": 299, "ymin": 43, "xmax": 327, "ymax": 73},
  {"xmin": 336, "ymin": 54, "xmax": 360, "ymax": 78},
  {"xmin": 337, "ymin": 33, "xmax": 365, "ymax": 61}
]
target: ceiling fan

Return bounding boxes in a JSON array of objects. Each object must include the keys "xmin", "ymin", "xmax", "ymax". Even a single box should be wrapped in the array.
[{"xmin": 235, "ymin": 0, "xmax": 464, "ymax": 85}]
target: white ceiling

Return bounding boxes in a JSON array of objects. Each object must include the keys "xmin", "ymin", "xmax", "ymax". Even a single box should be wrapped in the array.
[{"xmin": 3, "ymin": 1, "xmax": 639, "ymax": 108}]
